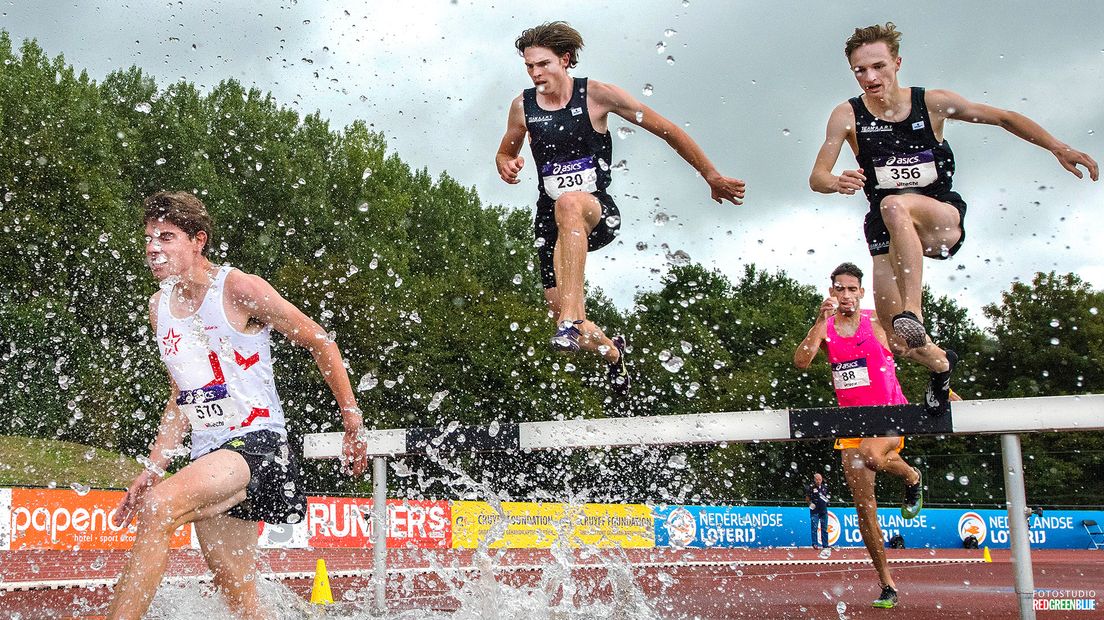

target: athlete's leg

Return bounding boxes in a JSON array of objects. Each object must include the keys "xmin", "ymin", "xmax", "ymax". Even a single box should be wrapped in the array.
[
  {"xmin": 107, "ymin": 450, "xmax": 250, "ymax": 620},
  {"xmin": 842, "ymin": 448, "xmax": 895, "ymax": 589},
  {"xmin": 195, "ymin": 514, "xmax": 269, "ymax": 620},
  {"xmin": 857, "ymin": 437, "xmax": 918, "ymax": 485},
  {"xmin": 870, "ymin": 255, "xmax": 951, "ymax": 373},
  {"xmin": 551, "ymin": 192, "xmax": 619, "ymax": 362},
  {"xmin": 878, "ymin": 193, "xmax": 962, "ymax": 318}
]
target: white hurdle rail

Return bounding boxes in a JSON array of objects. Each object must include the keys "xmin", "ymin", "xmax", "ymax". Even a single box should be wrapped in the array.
[{"xmin": 305, "ymin": 394, "xmax": 1104, "ymax": 619}]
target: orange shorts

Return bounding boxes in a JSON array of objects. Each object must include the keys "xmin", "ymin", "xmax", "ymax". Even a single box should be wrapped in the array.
[{"xmin": 834, "ymin": 436, "xmax": 905, "ymax": 451}]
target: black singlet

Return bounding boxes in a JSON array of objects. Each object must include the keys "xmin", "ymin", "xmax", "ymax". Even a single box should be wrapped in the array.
[
  {"xmin": 523, "ymin": 77, "xmax": 613, "ymax": 207},
  {"xmin": 849, "ymin": 87, "xmax": 956, "ymax": 210}
]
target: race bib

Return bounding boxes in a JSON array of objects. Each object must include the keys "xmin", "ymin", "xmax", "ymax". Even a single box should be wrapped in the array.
[
  {"xmin": 177, "ymin": 383, "xmax": 248, "ymax": 430},
  {"xmin": 873, "ymin": 149, "xmax": 938, "ymax": 190},
  {"xmin": 541, "ymin": 156, "xmax": 598, "ymax": 199},
  {"xmin": 832, "ymin": 358, "xmax": 871, "ymax": 390}
]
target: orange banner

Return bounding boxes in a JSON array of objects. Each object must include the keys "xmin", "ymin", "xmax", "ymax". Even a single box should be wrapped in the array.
[{"xmin": 9, "ymin": 488, "xmax": 192, "ymax": 550}]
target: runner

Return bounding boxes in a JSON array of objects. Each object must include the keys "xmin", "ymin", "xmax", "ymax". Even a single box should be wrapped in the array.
[
  {"xmin": 496, "ymin": 21, "xmax": 745, "ymax": 392},
  {"xmin": 106, "ymin": 192, "xmax": 368, "ymax": 619},
  {"xmin": 808, "ymin": 22, "xmax": 1098, "ymax": 416},
  {"xmin": 794, "ymin": 261, "xmax": 958, "ymax": 609}
]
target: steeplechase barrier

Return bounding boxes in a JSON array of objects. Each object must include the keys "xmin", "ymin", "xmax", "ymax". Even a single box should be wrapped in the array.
[{"xmin": 305, "ymin": 393, "xmax": 1104, "ymax": 620}]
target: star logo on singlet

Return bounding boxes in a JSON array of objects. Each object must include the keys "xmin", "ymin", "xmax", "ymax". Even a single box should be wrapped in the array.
[{"xmin": 162, "ymin": 328, "xmax": 181, "ymax": 356}]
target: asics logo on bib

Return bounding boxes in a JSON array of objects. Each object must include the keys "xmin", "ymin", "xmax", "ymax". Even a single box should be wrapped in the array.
[
  {"xmin": 885, "ymin": 154, "xmax": 922, "ymax": 166},
  {"xmin": 551, "ymin": 160, "xmax": 588, "ymax": 174},
  {"xmin": 832, "ymin": 359, "xmax": 864, "ymax": 371}
]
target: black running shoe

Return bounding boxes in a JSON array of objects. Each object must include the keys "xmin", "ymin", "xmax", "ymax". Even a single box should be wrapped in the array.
[
  {"xmin": 550, "ymin": 320, "xmax": 582, "ymax": 352},
  {"xmin": 608, "ymin": 335, "xmax": 630, "ymax": 394},
  {"xmin": 901, "ymin": 467, "xmax": 923, "ymax": 520},
  {"xmin": 892, "ymin": 310, "xmax": 928, "ymax": 349},
  {"xmin": 872, "ymin": 585, "xmax": 898, "ymax": 609},
  {"xmin": 923, "ymin": 349, "xmax": 958, "ymax": 417}
]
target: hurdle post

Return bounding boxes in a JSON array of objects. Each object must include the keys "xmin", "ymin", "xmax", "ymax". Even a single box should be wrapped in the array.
[
  {"xmin": 372, "ymin": 455, "xmax": 388, "ymax": 615},
  {"xmin": 1001, "ymin": 433, "xmax": 1036, "ymax": 620}
]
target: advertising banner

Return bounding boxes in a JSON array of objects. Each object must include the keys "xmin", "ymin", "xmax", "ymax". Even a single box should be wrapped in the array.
[
  {"xmin": 654, "ymin": 504, "xmax": 1104, "ymax": 550},
  {"xmin": 451, "ymin": 501, "xmax": 654, "ymax": 549},
  {"xmin": 306, "ymin": 496, "xmax": 451, "ymax": 548},
  {"xmin": 7, "ymin": 488, "xmax": 192, "ymax": 550},
  {"xmin": 0, "ymin": 488, "xmax": 11, "ymax": 551}
]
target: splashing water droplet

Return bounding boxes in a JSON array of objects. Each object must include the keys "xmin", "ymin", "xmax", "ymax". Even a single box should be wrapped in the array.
[
  {"xmin": 636, "ymin": 241, "xmax": 648, "ymax": 251},
  {"xmin": 664, "ymin": 28, "xmax": 678, "ymax": 37},
  {"xmin": 666, "ymin": 56, "xmax": 676, "ymax": 65},
  {"xmin": 362, "ymin": 167, "xmax": 373, "ymax": 180},
  {"xmin": 654, "ymin": 212, "xmax": 670, "ymax": 226},
  {"xmin": 782, "ymin": 128, "xmax": 791, "ymax": 136},
  {"xmin": 656, "ymin": 41, "xmax": 667, "ymax": 54},
  {"xmin": 617, "ymin": 126, "xmax": 635, "ymax": 139},
  {"xmin": 959, "ymin": 475, "xmax": 970, "ymax": 486},
  {"xmin": 134, "ymin": 102, "xmax": 152, "ymax": 113},
  {"xmin": 605, "ymin": 215, "xmax": 621, "ymax": 228},
  {"xmin": 642, "ymin": 84, "xmax": 654, "ymax": 96},
  {"xmin": 667, "ymin": 453, "xmax": 688, "ymax": 469},
  {"xmin": 70, "ymin": 482, "xmax": 91, "ymax": 496},
  {"xmin": 945, "ymin": 472, "xmax": 956, "ymax": 481},
  {"xmin": 357, "ymin": 373, "xmax": 378, "ymax": 391},
  {"xmin": 428, "ymin": 390, "xmax": 449, "ymax": 411},
  {"xmin": 512, "ymin": 274, "xmax": 523, "ymax": 285}
]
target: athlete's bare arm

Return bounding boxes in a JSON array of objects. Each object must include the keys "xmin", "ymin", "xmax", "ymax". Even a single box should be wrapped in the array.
[
  {"xmin": 226, "ymin": 270, "xmax": 368, "ymax": 476},
  {"xmin": 810, "ymin": 102, "xmax": 867, "ymax": 194},
  {"xmin": 495, "ymin": 95, "xmax": 528, "ymax": 184},
  {"xmin": 794, "ymin": 297, "xmax": 836, "ymax": 369},
  {"xmin": 588, "ymin": 80, "xmax": 745, "ymax": 205},
  {"xmin": 926, "ymin": 89, "xmax": 1098, "ymax": 181},
  {"xmin": 111, "ymin": 297, "xmax": 193, "ymax": 528}
]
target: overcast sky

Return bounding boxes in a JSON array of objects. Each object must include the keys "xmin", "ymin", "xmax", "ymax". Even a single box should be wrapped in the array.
[{"xmin": 4, "ymin": 1, "xmax": 1102, "ymax": 327}]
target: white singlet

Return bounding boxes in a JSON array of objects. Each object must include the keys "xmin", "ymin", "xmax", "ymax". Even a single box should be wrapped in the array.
[{"xmin": 155, "ymin": 265, "xmax": 287, "ymax": 459}]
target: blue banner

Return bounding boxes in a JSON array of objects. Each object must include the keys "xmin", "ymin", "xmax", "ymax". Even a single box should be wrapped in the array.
[{"xmin": 652, "ymin": 505, "xmax": 1104, "ymax": 549}]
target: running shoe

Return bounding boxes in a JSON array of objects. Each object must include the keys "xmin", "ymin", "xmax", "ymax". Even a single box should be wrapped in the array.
[
  {"xmin": 901, "ymin": 467, "xmax": 923, "ymax": 520},
  {"xmin": 550, "ymin": 320, "xmax": 582, "ymax": 352},
  {"xmin": 923, "ymin": 349, "xmax": 958, "ymax": 417},
  {"xmin": 872, "ymin": 585, "xmax": 898, "ymax": 609},
  {"xmin": 818, "ymin": 547, "xmax": 832, "ymax": 560},
  {"xmin": 892, "ymin": 310, "xmax": 928, "ymax": 349},
  {"xmin": 607, "ymin": 335, "xmax": 630, "ymax": 394}
]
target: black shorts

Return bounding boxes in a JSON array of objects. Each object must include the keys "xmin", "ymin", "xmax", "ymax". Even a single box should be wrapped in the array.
[
  {"xmin": 864, "ymin": 191, "xmax": 967, "ymax": 258},
  {"xmin": 534, "ymin": 191, "xmax": 621, "ymax": 289},
  {"xmin": 214, "ymin": 430, "xmax": 306, "ymax": 524}
]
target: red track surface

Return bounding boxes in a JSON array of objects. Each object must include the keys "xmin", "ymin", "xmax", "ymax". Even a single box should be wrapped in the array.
[{"xmin": 2, "ymin": 547, "xmax": 1101, "ymax": 618}]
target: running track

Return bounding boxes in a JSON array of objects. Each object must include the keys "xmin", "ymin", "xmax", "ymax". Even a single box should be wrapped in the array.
[{"xmin": 2, "ymin": 547, "xmax": 1101, "ymax": 618}]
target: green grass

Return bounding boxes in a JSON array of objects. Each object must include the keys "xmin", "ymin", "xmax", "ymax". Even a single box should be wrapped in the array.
[{"xmin": 0, "ymin": 435, "xmax": 143, "ymax": 489}]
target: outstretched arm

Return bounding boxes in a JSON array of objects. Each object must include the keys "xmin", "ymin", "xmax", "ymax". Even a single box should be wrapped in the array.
[
  {"xmin": 928, "ymin": 89, "xmax": 1098, "ymax": 181},
  {"xmin": 794, "ymin": 297, "xmax": 836, "ymax": 368},
  {"xmin": 495, "ymin": 95, "xmax": 528, "ymax": 184},
  {"xmin": 592, "ymin": 80, "xmax": 745, "ymax": 204},
  {"xmin": 230, "ymin": 272, "xmax": 368, "ymax": 476},
  {"xmin": 810, "ymin": 102, "xmax": 867, "ymax": 194}
]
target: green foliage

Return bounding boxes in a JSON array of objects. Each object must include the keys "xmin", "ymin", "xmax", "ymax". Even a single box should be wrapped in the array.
[{"xmin": 0, "ymin": 32, "xmax": 1099, "ymax": 508}]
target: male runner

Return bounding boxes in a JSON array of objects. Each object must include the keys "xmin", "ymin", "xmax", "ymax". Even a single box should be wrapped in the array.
[
  {"xmin": 809, "ymin": 22, "xmax": 1098, "ymax": 416},
  {"xmin": 106, "ymin": 192, "xmax": 368, "ymax": 619},
  {"xmin": 794, "ymin": 262, "xmax": 934, "ymax": 609},
  {"xmin": 495, "ymin": 21, "xmax": 745, "ymax": 392}
]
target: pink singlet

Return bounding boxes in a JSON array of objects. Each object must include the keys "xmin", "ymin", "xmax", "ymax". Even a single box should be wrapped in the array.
[{"xmin": 825, "ymin": 310, "xmax": 907, "ymax": 407}]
